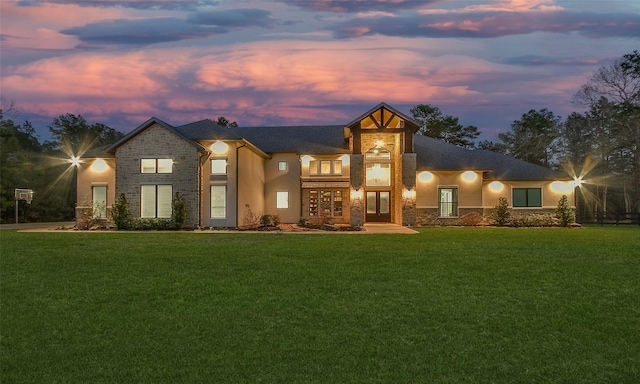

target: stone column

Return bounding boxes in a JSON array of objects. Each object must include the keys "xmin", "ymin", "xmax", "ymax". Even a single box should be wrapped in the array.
[
  {"xmin": 401, "ymin": 153, "xmax": 417, "ymax": 226},
  {"xmin": 350, "ymin": 154, "xmax": 364, "ymax": 226}
]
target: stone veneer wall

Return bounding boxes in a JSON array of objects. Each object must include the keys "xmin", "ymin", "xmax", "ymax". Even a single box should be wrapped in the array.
[
  {"xmin": 350, "ymin": 154, "xmax": 364, "ymax": 226},
  {"xmin": 401, "ymin": 153, "xmax": 417, "ymax": 226},
  {"xmin": 115, "ymin": 124, "xmax": 201, "ymax": 227}
]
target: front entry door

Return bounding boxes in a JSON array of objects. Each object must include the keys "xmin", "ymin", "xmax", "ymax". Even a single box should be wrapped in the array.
[{"xmin": 366, "ymin": 191, "xmax": 391, "ymax": 222}]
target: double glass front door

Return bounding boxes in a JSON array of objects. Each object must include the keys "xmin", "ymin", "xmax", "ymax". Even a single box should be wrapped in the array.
[{"xmin": 366, "ymin": 191, "xmax": 391, "ymax": 222}]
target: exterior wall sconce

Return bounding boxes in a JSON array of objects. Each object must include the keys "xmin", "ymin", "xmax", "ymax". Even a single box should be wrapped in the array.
[
  {"xmin": 351, "ymin": 188, "xmax": 363, "ymax": 200},
  {"xmin": 91, "ymin": 158, "xmax": 108, "ymax": 172},
  {"xmin": 211, "ymin": 140, "xmax": 228, "ymax": 154},
  {"xmin": 462, "ymin": 171, "xmax": 478, "ymax": 182},
  {"xmin": 375, "ymin": 140, "xmax": 385, "ymax": 147},
  {"xmin": 402, "ymin": 188, "xmax": 416, "ymax": 200},
  {"xmin": 488, "ymin": 181, "xmax": 504, "ymax": 193}
]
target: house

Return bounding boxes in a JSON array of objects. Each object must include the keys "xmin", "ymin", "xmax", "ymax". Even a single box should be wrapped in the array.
[{"xmin": 75, "ymin": 103, "xmax": 576, "ymax": 228}]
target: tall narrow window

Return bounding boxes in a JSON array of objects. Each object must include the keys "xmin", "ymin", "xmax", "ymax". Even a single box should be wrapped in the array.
[
  {"xmin": 92, "ymin": 186, "xmax": 107, "ymax": 218},
  {"xmin": 211, "ymin": 185, "xmax": 226, "ymax": 218},
  {"xmin": 333, "ymin": 190, "xmax": 342, "ymax": 216},
  {"xmin": 333, "ymin": 160, "xmax": 342, "ymax": 175},
  {"xmin": 309, "ymin": 160, "xmax": 318, "ymax": 175},
  {"xmin": 320, "ymin": 160, "xmax": 332, "ymax": 175},
  {"xmin": 439, "ymin": 188, "xmax": 458, "ymax": 217},
  {"xmin": 141, "ymin": 185, "xmax": 172, "ymax": 218},
  {"xmin": 309, "ymin": 190, "xmax": 318, "ymax": 216}
]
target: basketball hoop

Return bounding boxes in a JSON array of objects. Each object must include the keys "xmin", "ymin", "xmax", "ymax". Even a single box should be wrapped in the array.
[{"xmin": 15, "ymin": 188, "xmax": 34, "ymax": 205}]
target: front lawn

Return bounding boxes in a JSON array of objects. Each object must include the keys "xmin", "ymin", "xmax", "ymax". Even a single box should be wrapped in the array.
[{"xmin": 1, "ymin": 227, "xmax": 639, "ymax": 383}]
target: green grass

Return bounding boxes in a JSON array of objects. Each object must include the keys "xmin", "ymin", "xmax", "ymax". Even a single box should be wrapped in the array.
[{"xmin": 1, "ymin": 228, "xmax": 639, "ymax": 383}]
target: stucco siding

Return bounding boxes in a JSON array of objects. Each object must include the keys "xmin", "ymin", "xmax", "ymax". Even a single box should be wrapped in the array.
[
  {"xmin": 237, "ymin": 146, "xmax": 266, "ymax": 226},
  {"xmin": 265, "ymin": 154, "xmax": 301, "ymax": 223}
]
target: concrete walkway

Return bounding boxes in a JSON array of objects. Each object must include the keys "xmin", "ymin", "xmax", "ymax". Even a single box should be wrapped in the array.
[{"xmin": 362, "ymin": 223, "xmax": 419, "ymax": 234}]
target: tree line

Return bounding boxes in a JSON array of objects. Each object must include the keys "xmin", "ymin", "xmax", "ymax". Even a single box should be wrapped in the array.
[{"xmin": 1, "ymin": 52, "xmax": 638, "ymax": 223}]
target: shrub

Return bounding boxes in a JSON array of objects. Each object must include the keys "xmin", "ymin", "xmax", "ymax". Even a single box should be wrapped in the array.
[
  {"xmin": 510, "ymin": 213, "xmax": 559, "ymax": 227},
  {"xmin": 555, "ymin": 195, "xmax": 575, "ymax": 227},
  {"xmin": 260, "ymin": 214, "xmax": 274, "ymax": 227},
  {"xmin": 460, "ymin": 211, "xmax": 484, "ymax": 226},
  {"xmin": 491, "ymin": 197, "xmax": 510, "ymax": 226},
  {"xmin": 171, "ymin": 192, "xmax": 188, "ymax": 229},
  {"xmin": 129, "ymin": 218, "xmax": 173, "ymax": 230},
  {"xmin": 241, "ymin": 206, "xmax": 261, "ymax": 229},
  {"xmin": 111, "ymin": 193, "xmax": 131, "ymax": 230}
]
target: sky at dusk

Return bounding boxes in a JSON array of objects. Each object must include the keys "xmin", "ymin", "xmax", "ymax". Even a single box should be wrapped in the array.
[{"xmin": 1, "ymin": 0, "xmax": 639, "ymax": 142}]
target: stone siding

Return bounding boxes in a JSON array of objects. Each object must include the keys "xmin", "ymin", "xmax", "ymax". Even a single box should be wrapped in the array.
[{"xmin": 115, "ymin": 124, "xmax": 201, "ymax": 227}]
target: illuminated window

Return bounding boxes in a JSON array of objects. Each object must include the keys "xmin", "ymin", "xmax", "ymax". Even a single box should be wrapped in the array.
[
  {"xmin": 211, "ymin": 159, "xmax": 227, "ymax": 174},
  {"xmin": 211, "ymin": 185, "xmax": 226, "ymax": 218},
  {"xmin": 309, "ymin": 190, "xmax": 342, "ymax": 217},
  {"xmin": 141, "ymin": 159, "xmax": 172, "ymax": 173},
  {"xmin": 309, "ymin": 160, "xmax": 318, "ymax": 175},
  {"xmin": 513, "ymin": 188, "xmax": 542, "ymax": 207},
  {"xmin": 365, "ymin": 163, "xmax": 391, "ymax": 187},
  {"xmin": 141, "ymin": 185, "xmax": 172, "ymax": 218},
  {"xmin": 320, "ymin": 160, "xmax": 332, "ymax": 175},
  {"xmin": 278, "ymin": 161, "xmax": 287, "ymax": 171},
  {"xmin": 333, "ymin": 160, "xmax": 342, "ymax": 175},
  {"xmin": 277, "ymin": 191, "xmax": 289, "ymax": 209},
  {"xmin": 92, "ymin": 186, "xmax": 107, "ymax": 218},
  {"xmin": 439, "ymin": 188, "xmax": 458, "ymax": 217}
]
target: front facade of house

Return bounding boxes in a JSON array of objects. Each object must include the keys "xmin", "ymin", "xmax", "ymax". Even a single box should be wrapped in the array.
[{"xmin": 76, "ymin": 103, "xmax": 577, "ymax": 228}]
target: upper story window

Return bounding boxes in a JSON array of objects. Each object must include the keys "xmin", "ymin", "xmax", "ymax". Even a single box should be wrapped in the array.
[
  {"xmin": 365, "ymin": 147, "xmax": 391, "ymax": 161},
  {"xmin": 513, "ymin": 188, "xmax": 542, "ymax": 207},
  {"xmin": 211, "ymin": 159, "xmax": 227, "ymax": 174},
  {"xmin": 141, "ymin": 158, "xmax": 173, "ymax": 174},
  {"xmin": 309, "ymin": 159, "xmax": 342, "ymax": 175}
]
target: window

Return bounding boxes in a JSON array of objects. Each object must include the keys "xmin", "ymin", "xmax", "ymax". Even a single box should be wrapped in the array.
[
  {"xmin": 141, "ymin": 185, "xmax": 172, "ymax": 218},
  {"xmin": 211, "ymin": 159, "xmax": 227, "ymax": 174},
  {"xmin": 277, "ymin": 191, "xmax": 289, "ymax": 209},
  {"xmin": 211, "ymin": 185, "xmax": 226, "ymax": 218},
  {"xmin": 513, "ymin": 188, "xmax": 542, "ymax": 207},
  {"xmin": 309, "ymin": 190, "xmax": 342, "ymax": 217},
  {"xmin": 333, "ymin": 160, "xmax": 342, "ymax": 175},
  {"xmin": 439, "ymin": 188, "xmax": 458, "ymax": 217},
  {"xmin": 278, "ymin": 161, "xmax": 287, "ymax": 171},
  {"xmin": 320, "ymin": 160, "xmax": 331, "ymax": 175},
  {"xmin": 309, "ymin": 159, "xmax": 343, "ymax": 175},
  {"xmin": 92, "ymin": 186, "xmax": 107, "ymax": 218},
  {"xmin": 141, "ymin": 158, "xmax": 173, "ymax": 173},
  {"xmin": 366, "ymin": 163, "xmax": 391, "ymax": 187}
]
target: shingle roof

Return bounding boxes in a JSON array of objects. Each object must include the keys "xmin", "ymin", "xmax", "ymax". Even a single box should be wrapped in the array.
[
  {"xmin": 174, "ymin": 119, "xmax": 229, "ymax": 140},
  {"xmin": 414, "ymin": 134, "xmax": 569, "ymax": 181},
  {"xmin": 236, "ymin": 125, "xmax": 350, "ymax": 154}
]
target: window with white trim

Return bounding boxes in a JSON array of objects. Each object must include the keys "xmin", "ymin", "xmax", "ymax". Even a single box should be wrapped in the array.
[
  {"xmin": 278, "ymin": 161, "xmax": 287, "ymax": 171},
  {"xmin": 276, "ymin": 191, "xmax": 289, "ymax": 209},
  {"xmin": 211, "ymin": 185, "xmax": 226, "ymax": 218},
  {"xmin": 92, "ymin": 186, "xmax": 107, "ymax": 218},
  {"xmin": 141, "ymin": 158, "xmax": 173, "ymax": 173},
  {"xmin": 309, "ymin": 159, "xmax": 343, "ymax": 175},
  {"xmin": 438, "ymin": 187, "xmax": 458, "ymax": 217},
  {"xmin": 513, "ymin": 188, "xmax": 542, "ymax": 207},
  {"xmin": 309, "ymin": 190, "xmax": 342, "ymax": 217},
  {"xmin": 141, "ymin": 185, "xmax": 172, "ymax": 218},
  {"xmin": 211, "ymin": 159, "xmax": 227, "ymax": 174}
]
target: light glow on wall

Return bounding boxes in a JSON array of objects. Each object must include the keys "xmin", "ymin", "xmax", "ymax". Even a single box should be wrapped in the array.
[
  {"xmin": 350, "ymin": 188, "xmax": 363, "ymax": 199},
  {"xmin": 211, "ymin": 140, "xmax": 228, "ymax": 154},
  {"xmin": 340, "ymin": 154, "xmax": 350, "ymax": 165},
  {"xmin": 462, "ymin": 171, "xmax": 477, "ymax": 182},
  {"xmin": 418, "ymin": 171, "xmax": 434, "ymax": 182},
  {"xmin": 402, "ymin": 188, "xmax": 416, "ymax": 200},
  {"xmin": 488, "ymin": 181, "xmax": 504, "ymax": 192},
  {"xmin": 301, "ymin": 155, "xmax": 312, "ymax": 166},
  {"xmin": 551, "ymin": 180, "xmax": 574, "ymax": 193},
  {"xmin": 91, "ymin": 158, "xmax": 108, "ymax": 172}
]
